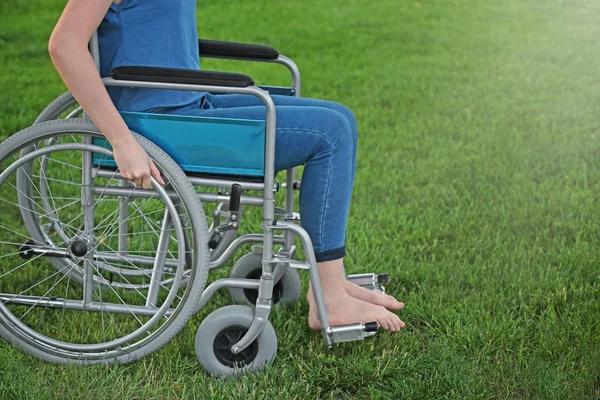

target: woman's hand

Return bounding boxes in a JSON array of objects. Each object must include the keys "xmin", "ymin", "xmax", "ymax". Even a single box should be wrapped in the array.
[{"xmin": 112, "ymin": 135, "xmax": 165, "ymax": 189}]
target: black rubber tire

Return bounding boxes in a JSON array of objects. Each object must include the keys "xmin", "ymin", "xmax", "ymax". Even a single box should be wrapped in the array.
[
  {"xmin": 228, "ymin": 253, "xmax": 301, "ymax": 306},
  {"xmin": 34, "ymin": 91, "xmax": 79, "ymax": 124},
  {"xmin": 195, "ymin": 305, "xmax": 277, "ymax": 377}
]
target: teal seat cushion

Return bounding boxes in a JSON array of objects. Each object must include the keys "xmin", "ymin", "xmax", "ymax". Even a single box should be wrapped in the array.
[{"xmin": 93, "ymin": 111, "xmax": 266, "ymax": 177}]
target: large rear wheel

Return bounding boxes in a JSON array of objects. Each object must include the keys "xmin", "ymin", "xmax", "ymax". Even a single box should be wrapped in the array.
[{"xmin": 0, "ymin": 119, "xmax": 210, "ymax": 365}]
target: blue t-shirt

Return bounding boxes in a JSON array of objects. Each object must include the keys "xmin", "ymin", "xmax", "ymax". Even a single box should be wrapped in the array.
[{"xmin": 98, "ymin": 0, "xmax": 204, "ymax": 112}]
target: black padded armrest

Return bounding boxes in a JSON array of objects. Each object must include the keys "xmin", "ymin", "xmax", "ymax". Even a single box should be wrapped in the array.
[
  {"xmin": 199, "ymin": 39, "xmax": 279, "ymax": 60},
  {"xmin": 111, "ymin": 66, "xmax": 255, "ymax": 87}
]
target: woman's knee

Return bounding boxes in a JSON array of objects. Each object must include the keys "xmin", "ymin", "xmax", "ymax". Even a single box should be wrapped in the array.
[
  {"xmin": 320, "ymin": 101, "xmax": 357, "ymax": 134},
  {"xmin": 337, "ymin": 104, "xmax": 358, "ymax": 133},
  {"xmin": 274, "ymin": 106, "xmax": 353, "ymax": 169},
  {"xmin": 273, "ymin": 95, "xmax": 358, "ymax": 144},
  {"xmin": 322, "ymin": 103, "xmax": 358, "ymax": 150},
  {"xmin": 313, "ymin": 108, "xmax": 354, "ymax": 153}
]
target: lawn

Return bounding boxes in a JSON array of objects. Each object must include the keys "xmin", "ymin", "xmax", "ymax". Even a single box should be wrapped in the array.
[{"xmin": 1, "ymin": 0, "xmax": 599, "ymax": 398}]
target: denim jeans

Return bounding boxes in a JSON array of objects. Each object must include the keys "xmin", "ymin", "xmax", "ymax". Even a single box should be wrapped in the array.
[{"xmin": 160, "ymin": 94, "xmax": 358, "ymax": 262}]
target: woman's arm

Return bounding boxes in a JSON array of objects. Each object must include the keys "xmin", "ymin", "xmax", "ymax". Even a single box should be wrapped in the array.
[{"xmin": 49, "ymin": 0, "xmax": 163, "ymax": 189}]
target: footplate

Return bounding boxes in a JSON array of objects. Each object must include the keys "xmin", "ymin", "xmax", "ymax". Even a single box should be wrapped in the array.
[
  {"xmin": 329, "ymin": 322, "xmax": 378, "ymax": 344},
  {"xmin": 346, "ymin": 273, "xmax": 389, "ymax": 293}
]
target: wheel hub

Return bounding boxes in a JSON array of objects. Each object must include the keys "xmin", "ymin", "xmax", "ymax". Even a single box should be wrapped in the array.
[
  {"xmin": 213, "ymin": 326, "xmax": 258, "ymax": 368},
  {"xmin": 69, "ymin": 235, "xmax": 96, "ymax": 258}
]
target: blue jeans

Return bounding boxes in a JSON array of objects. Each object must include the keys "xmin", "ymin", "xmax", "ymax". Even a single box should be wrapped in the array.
[{"xmin": 160, "ymin": 94, "xmax": 358, "ymax": 262}]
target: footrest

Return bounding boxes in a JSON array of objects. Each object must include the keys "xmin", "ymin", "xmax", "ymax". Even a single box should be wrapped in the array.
[
  {"xmin": 330, "ymin": 322, "xmax": 378, "ymax": 344},
  {"xmin": 346, "ymin": 273, "xmax": 389, "ymax": 293}
]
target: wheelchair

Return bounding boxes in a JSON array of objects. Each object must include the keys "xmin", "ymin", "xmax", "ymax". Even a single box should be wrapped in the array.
[{"xmin": 0, "ymin": 35, "xmax": 390, "ymax": 377}]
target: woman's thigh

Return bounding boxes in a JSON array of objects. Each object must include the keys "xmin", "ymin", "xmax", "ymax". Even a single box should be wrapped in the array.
[{"xmin": 207, "ymin": 94, "xmax": 357, "ymax": 134}]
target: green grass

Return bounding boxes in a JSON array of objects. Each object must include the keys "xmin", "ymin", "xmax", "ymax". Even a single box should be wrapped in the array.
[{"xmin": 1, "ymin": 0, "xmax": 600, "ymax": 398}]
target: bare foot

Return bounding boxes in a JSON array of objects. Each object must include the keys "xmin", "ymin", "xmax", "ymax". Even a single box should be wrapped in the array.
[
  {"xmin": 307, "ymin": 281, "xmax": 404, "ymax": 311},
  {"xmin": 343, "ymin": 282, "xmax": 404, "ymax": 310},
  {"xmin": 308, "ymin": 292, "xmax": 405, "ymax": 332}
]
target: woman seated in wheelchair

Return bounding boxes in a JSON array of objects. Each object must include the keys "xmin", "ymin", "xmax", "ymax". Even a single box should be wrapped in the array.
[{"xmin": 49, "ymin": 0, "xmax": 405, "ymax": 332}]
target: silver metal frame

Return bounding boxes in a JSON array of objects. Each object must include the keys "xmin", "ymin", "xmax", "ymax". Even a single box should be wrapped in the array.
[
  {"xmin": 200, "ymin": 53, "xmax": 301, "ymax": 97},
  {"xmin": 98, "ymin": 76, "xmax": 342, "ymax": 349}
]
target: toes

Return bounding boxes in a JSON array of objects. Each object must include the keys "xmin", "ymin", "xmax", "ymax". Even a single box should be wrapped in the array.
[
  {"xmin": 376, "ymin": 310, "xmax": 400, "ymax": 332},
  {"xmin": 393, "ymin": 316, "xmax": 402, "ymax": 332},
  {"xmin": 384, "ymin": 294, "xmax": 404, "ymax": 310},
  {"xmin": 386, "ymin": 316, "xmax": 397, "ymax": 332},
  {"xmin": 394, "ymin": 315, "xmax": 403, "ymax": 332},
  {"xmin": 386, "ymin": 313, "xmax": 404, "ymax": 332},
  {"xmin": 375, "ymin": 293, "xmax": 403, "ymax": 310},
  {"xmin": 394, "ymin": 314, "xmax": 406, "ymax": 330},
  {"xmin": 387, "ymin": 317, "xmax": 397, "ymax": 332},
  {"xmin": 377, "ymin": 316, "xmax": 390, "ymax": 331}
]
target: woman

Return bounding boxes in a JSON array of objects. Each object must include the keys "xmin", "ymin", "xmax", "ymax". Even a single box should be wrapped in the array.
[{"xmin": 48, "ymin": 0, "xmax": 405, "ymax": 332}]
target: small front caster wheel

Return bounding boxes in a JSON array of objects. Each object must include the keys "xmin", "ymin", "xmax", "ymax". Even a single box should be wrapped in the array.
[
  {"xmin": 228, "ymin": 253, "xmax": 301, "ymax": 306},
  {"xmin": 195, "ymin": 305, "xmax": 277, "ymax": 377}
]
